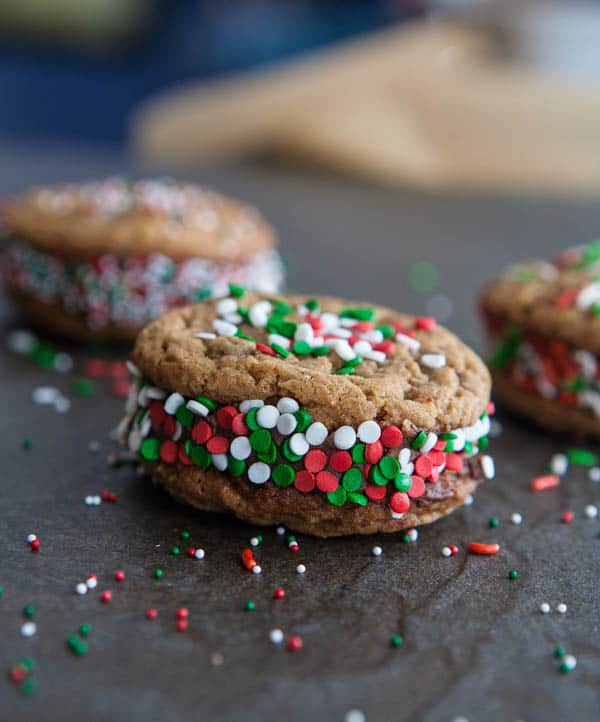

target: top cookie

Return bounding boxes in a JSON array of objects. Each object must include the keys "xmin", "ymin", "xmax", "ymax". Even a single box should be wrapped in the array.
[
  {"xmin": 4, "ymin": 178, "xmax": 275, "ymax": 263},
  {"xmin": 134, "ymin": 292, "xmax": 490, "ymax": 432},
  {"xmin": 481, "ymin": 241, "xmax": 600, "ymax": 353}
]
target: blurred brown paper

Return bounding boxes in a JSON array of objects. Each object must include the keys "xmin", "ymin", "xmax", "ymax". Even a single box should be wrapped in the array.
[{"xmin": 131, "ymin": 20, "xmax": 600, "ymax": 196}]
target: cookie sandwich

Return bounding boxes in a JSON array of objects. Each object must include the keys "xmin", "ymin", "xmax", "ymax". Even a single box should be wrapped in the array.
[
  {"xmin": 2, "ymin": 178, "xmax": 283, "ymax": 341},
  {"xmin": 119, "ymin": 290, "xmax": 494, "ymax": 536},
  {"xmin": 481, "ymin": 240, "xmax": 600, "ymax": 435}
]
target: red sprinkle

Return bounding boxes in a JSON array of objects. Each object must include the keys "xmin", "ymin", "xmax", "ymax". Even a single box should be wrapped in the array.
[
  {"xmin": 160, "ymin": 440, "xmax": 178, "ymax": 463},
  {"xmin": 287, "ymin": 635, "xmax": 303, "ymax": 652},
  {"xmin": 407, "ymin": 475, "xmax": 425, "ymax": 498},
  {"xmin": 414, "ymin": 455, "xmax": 433, "ymax": 479},
  {"xmin": 415, "ymin": 316, "xmax": 436, "ymax": 332},
  {"xmin": 9, "ymin": 665, "xmax": 28, "ymax": 683},
  {"xmin": 273, "ymin": 587, "xmax": 285, "ymax": 600},
  {"xmin": 187, "ymin": 547, "xmax": 197, "ymax": 557},
  {"xmin": 304, "ymin": 450, "xmax": 327, "ymax": 473},
  {"xmin": 389, "ymin": 491, "xmax": 410, "ymax": 514},
  {"xmin": 206, "ymin": 436, "xmax": 229, "ymax": 454},
  {"xmin": 449, "ymin": 544, "xmax": 459, "ymax": 556},
  {"xmin": 176, "ymin": 619, "xmax": 188, "ymax": 633},
  {"xmin": 216, "ymin": 406, "xmax": 237, "ymax": 430},
  {"xmin": 256, "ymin": 343, "xmax": 276, "ymax": 356},
  {"xmin": 191, "ymin": 420, "xmax": 212, "ymax": 445},
  {"xmin": 380, "ymin": 425, "xmax": 403, "ymax": 449},
  {"xmin": 146, "ymin": 608, "xmax": 158, "ymax": 620},
  {"xmin": 445, "ymin": 453, "xmax": 463, "ymax": 473},
  {"xmin": 561, "ymin": 510, "xmax": 574, "ymax": 524},
  {"xmin": 294, "ymin": 471, "xmax": 316, "ymax": 493},
  {"xmin": 329, "ymin": 451, "xmax": 352, "ymax": 473},
  {"xmin": 101, "ymin": 491, "xmax": 117, "ymax": 502},
  {"xmin": 530, "ymin": 474, "xmax": 560, "ymax": 492},
  {"xmin": 114, "ymin": 570, "xmax": 125, "ymax": 582},
  {"xmin": 231, "ymin": 413, "xmax": 249, "ymax": 436},
  {"xmin": 365, "ymin": 484, "xmax": 387, "ymax": 502},
  {"xmin": 100, "ymin": 590, "xmax": 112, "ymax": 603},
  {"xmin": 30, "ymin": 539, "xmax": 41, "ymax": 552},
  {"xmin": 468, "ymin": 542, "xmax": 500, "ymax": 555},
  {"xmin": 364, "ymin": 441, "xmax": 383, "ymax": 464},
  {"xmin": 176, "ymin": 607, "xmax": 189, "ymax": 620},
  {"xmin": 316, "ymin": 471, "xmax": 338, "ymax": 493}
]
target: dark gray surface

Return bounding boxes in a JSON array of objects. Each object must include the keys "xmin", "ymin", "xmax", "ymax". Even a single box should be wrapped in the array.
[{"xmin": 1, "ymin": 143, "xmax": 600, "ymax": 722}]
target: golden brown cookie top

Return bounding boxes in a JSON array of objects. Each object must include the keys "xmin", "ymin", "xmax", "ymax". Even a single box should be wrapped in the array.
[
  {"xmin": 4, "ymin": 178, "xmax": 276, "ymax": 262},
  {"xmin": 134, "ymin": 292, "xmax": 490, "ymax": 432},
  {"xmin": 481, "ymin": 242, "xmax": 600, "ymax": 353}
]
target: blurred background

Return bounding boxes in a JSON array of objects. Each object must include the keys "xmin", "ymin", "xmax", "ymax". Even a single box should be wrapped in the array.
[{"xmin": 1, "ymin": 0, "xmax": 600, "ymax": 194}]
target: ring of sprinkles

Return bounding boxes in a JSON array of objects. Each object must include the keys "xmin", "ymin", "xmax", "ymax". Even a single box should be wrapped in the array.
[{"xmin": 120, "ymin": 375, "xmax": 494, "ymax": 515}]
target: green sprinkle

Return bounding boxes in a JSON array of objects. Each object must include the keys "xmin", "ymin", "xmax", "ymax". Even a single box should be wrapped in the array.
[
  {"xmin": 326, "ymin": 487, "xmax": 347, "ymax": 506},
  {"xmin": 305, "ymin": 299, "xmax": 319, "ymax": 312},
  {"xmin": 237, "ymin": 332, "xmax": 255, "ymax": 342},
  {"xmin": 351, "ymin": 443, "xmax": 366, "ymax": 464},
  {"xmin": 478, "ymin": 436, "xmax": 489, "ymax": 450},
  {"xmin": 411, "ymin": 431, "xmax": 427, "ymax": 449},
  {"xmin": 228, "ymin": 283, "xmax": 245, "ymax": 298},
  {"xmin": 195, "ymin": 395, "xmax": 216, "ymax": 412},
  {"xmin": 20, "ymin": 677, "xmax": 36, "ymax": 695},
  {"xmin": 257, "ymin": 444, "xmax": 278, "ymax": 464},
  {"xmin": 376, "ymin": 325, "xmax": 394, "ymax": 339},
  {"xmin": 488, "ymin": 517, "xmax": 499, "ymax": 528},
  {"xmin": 554, "ymin": 646, "xmax": 566, "ymax": 659},
  {"xmin": 273, "ymin": 300, "xmax": 293, "ymax": 315},
  {"xmin": 272, "ymin": 464, "xmax": 295, "ymax": 487},
  {"xmin": 444, "ymin": 441, "xmax": 455, "ymax": 452},
  {"xmin": 335, "ymin": 367, "xmax": 355, "ymax": 375},
  {"xmin": 370, "ymin": 464, "xmax": 388, "ymax": 486},
  {"xmin": 389, "ymin": 635, "xmax": 403, "ymax": 648},
  {"xmin": 20, "ymin": 657, "xmax": 34, "ymax": 672},
  {"xmin": 171, "ymin": 546, "xmax": 180, "ymax": 556},
  {"xmin": 340, "ymin": 307, "xmax": 375, "ymax": 321},
  {"xmin": 250, "ymin": 429, "xmax": 272, "ymax": 453},
  {"xmin": 408, "ymin": 260, "xmax": 439, "ymax": 293},
  {"xmin": 175, "ymin": 405, "xmax": 194, "ymax": 427},
  {"xmin": 237, "ymin": 306, "xmax": 250, "ymax": 323},
  {"xmin": 294, "ymin": 409, "xmax": 312, "ymax": 432},
  {"xmin": 464, "ymin": 441, "xmax": 474, "ymax": 455},
  {"xmin": 22, "ymin": 604, "xmax": 34, "ymax": 619},
  {"xmin": 22, "ymin": 437, "xmax": 32, "ymax": 450},
  {"xmin": 180, "ymin": 530, "xmax": 190, "ymax": 540},
  {"xmin": 140, "ymin": 438, "xmax": 160, "ymax": 461},
  {"xmin": 342, "ymin": 468, "xmax": 363, "ymax": 492},
  {"xmin": 292, "ymin": 340, "xmax": 312, "ymax": 356},
  {"xmin": 66, "ymin": 634, "xmax": 87, "ymax": 656},
  {"xmin": 347, "ymin": 492, "xmax": 368, "ymax": 506},
  {"xmin": 154, "ymin": 568, "xmax": 163, "ymax": 579},
  {"xmin": 244, "ymin": 600, "xmax": 255, "ymax": 611},
  {"xmin": 190, "ymin": 443, "xmax": 210, "ymax": 469},
  {"xmin": 282, "ymin": 438, "xmax": 303, "ymax": 462},
  {"xmin": 245, "ymin": 407, "xmax": 260, "ymax": 431},
  {"xmin": 576, "ymin": 240, "xmax": 600, "ymax": 270},
  {"xmin": 271, "ymin": 343, "xmax": 289, "ymax": 358},
  {"xmin": 379, "ymin": 456, "xmax": 400, "ymax": 480},
  {"xmin": 311, "ymin": 346, "xmax": 330, "ymax": 357},
  {"xmin": 402, "ymin": 534, "xmax": 412, "ymax": 543},
  {"xmin": 489, "ymin": 325, "xmax": 521, "ymax": 370},
  {"xmin": 73, "ymin": 377, "xmax": 95, "ymax": 397},
  {"xmin": 566, "ymin": 448, "xmax": 598, "ymax": 466},
  {"xmin": 0, "ymin": 585, "xmax": 3, "ymax": 598},
  {"xmin": 393, "ymin": 473, "xmax": 412, "ymax": 492},
  {"xmin": 559, "ymin": 661, "xmax": 574, "ymax": 674},
  {"xmin": 345, "ymin": 356, "xmax": 364, "ymax": 368},
  {"xmin": 508, "ymin": 569, "xmax": 518, "ymax": 580},
  {"xmin": 592, "ymin": 303, "xmax": 600, "ymax": 317},
  {"xmin": 228, "ymin": 456, "xmax": 246, "ymax": 477},
  {"xmin": 79, "ymin": 623, "xmax": 91, "ymax": 637},
  {"xmin": 440, "ymin": 432, "xmax": 457, "ymax": 440}
]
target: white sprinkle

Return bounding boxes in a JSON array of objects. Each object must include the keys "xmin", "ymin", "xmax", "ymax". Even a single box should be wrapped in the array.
[
  {"xmin": 230, "ymin": 436, "xmax": 251, "ymax": 460},
  {"xmin": 268, "ymin": 334, "xmax": 291, "ymax": 349},
  {"xmin": 86, "ymin": 576, "xmax": 97, "ymax": 589},
  {"xmin": 353, "ymin": 340, "xmax": 372, "ymax": 356},
  {"xmin": 85, "ymin": 496, "xmax": 95, "ymax": 506},
  {"xmin": 371, "ymin": 545, "xmax": 383, "ymax": 557},
  {"xmin": 240, "ymin": 399, "xmax": 264, "ymax": 413},
  {"xmin": 395, "ymin": 333, "xmax": 420, "ymax": 351},
  {"xmin": 7, "ymin": 329, "xmax": 37, "ymax": 354},
  {"xmin": 305, "ymin": 422, "xmax": 328, "ymax": 446},
  {"xmin": 193, "ymin": 332, "xmax": 217, "ymax": 340},
  {"xmin": 32, "ymin": 386, "xmax": 61, "ymax": 405},
  {"xmin": 126, "ymin": 360, "xmax": 140, "ymax": 376},
  {"xmin": 54, "ymin": 352, "xmax": 74, "ymax": 372},
  {"xmin": 186, "ymin": 400, "xmax": 210, "ymax": 416},
  {"xmin": 562, "ymin": 654, "xmax": 577, "ymax": 670},
  {"xmin": 362, "ymin": 349, "xmax": 386, "ymax": 363},
  {"xmin": 333, "ymin": 426, "xmax": 356, "ymax": 450},
  {"xmin": 277, "ymin": 397, "xmax": 299, "ymax": 414},
  {"xmin": 327, "ymin": 339, "xmax": 356, "ymax": 362},
  {"xmin": 390, "ymin": 511, "xmax": 405, "ymax": 520},
  {"xmin": 481, "ymin": 455, "xmax": 495, "ymax": 480},
  {"xmin": 276, "ymin": 413, "xmax": 297, "ymax": 436},
  {"xmin": 421, "ymin": 431, "xmax": 438, "ymax": 454},
  {"xmin": 250, "ymin": 537, "xmax": 260, "ymax": 547},
  {"xmin": 248, "ymin": 462, "xmax": 271, "ymax": 484},
  {"xmin": 576, "ymin": 281, "xmax": 600, "ymax": 310},
  {"xmin": 289, "ymin": 433, "xmax": 309, "ymax": 457},
  {"xmin": 172, "ymin": 422, "xmax": 182, "ymax": 442},
  {"xmin": 194, "ymin": 548, "xmax": 205, "ymax": 560},
  {"xmin": 441, "ymin": 546, "xmax": 452, "ymax": 557},
  {"xmin": 252, "ymin": 564, "xmax": 262, "ymax": 575},
  {"xmin": 421, "ymin": 353, "xmax": 446, "ymax": 369},
  {"xmin": 164, "ymin": 392, "xmax": 184, "ymax": 415},
  {"xmin": 539, "ymin": 602, "xmax": 551, "ymax": 614},
  {"xmin": 276, "ymin": 526, "xmax": 286, "ymax": 536},
  {"xmin": 296, "ymin": 564, "xmax": 306, "ymax": 574},
  {"xmin": 26, "ymin": 533, "xmax": 37, "ymax": 543},
  {"xmin": 216, "ymin": 298, "xmax": 238, "ymax": 315},
  {"xmin": 269, "ymin": 628, "xmax": 284, "ymax": 644},
  {"xmin": 585, "ymin": 504, "xmax": 598, "ymax": 519},
  {"xmin": 344, "ymin": 711, "xmax": 366, "ymax": 722},
  {"xmin": 212, "ymin": 319, "xmax": 238, "ymax": 336},
  {"xmin": 556, "ymin": 603, "xmax": 568, "ymax": 614},
  {"xmin": 357, "ymin": 420, "xmax": 381, "ymax": 444},
  {"xmin": 54, "ymin": 396, "xmax": 71, "ymax": 413},
  {"xmin": 295, "ymin": 323, "xmax": 314, "ymax": 342},
  {"xmin": 248, "ymin": 301, "xmax": 272, "ymax": 328},
  {"xmin": 464, "ymin": 494, "xmax": 474, "ymax": 506},
  {"xmin": 20, "ymin": 622, "xmax": 37, "ymax": 637},
  {"xmin": 212, "ymin": 454, "xmax": 228, "ymax": 471},
  {"xmin": 257, "ymin": 405, "xmax": 279, "ymax": 429},
  {"xmin": 511, "ymin": 512, "xmax": 523, "ymax": 525},
  {"xmin": 145, "ymin": 387, "xmax": 166, "ymax": 400},
  {"xmin": 406, "ymin": 528, "xmax": 418, "ymax": 542},
  {"xmin": 222, "ymin": 312, "xmax": 243, "ymax": 325},
  {"xmin": 76, "ymin": 582, "xmax": 88, "ymax": 595},
  {"xmin": 92, "ymin": 496, "xmax": 101, "ymax": 505},
  {"xmin": 550, "ymin": 454, "xmax": 568, "ymax": 476},
  {"xmin": 589, "ymin": 467, "xmax": 600, "ymax": 482},
  {"xmin": 361, "ymin": 330, "xmax": 383, "ymax": 344}
]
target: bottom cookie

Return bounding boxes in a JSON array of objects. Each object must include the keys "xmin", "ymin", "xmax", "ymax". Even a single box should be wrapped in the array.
[
  {"xmin": 492, "ymin": 371, "xmax": 600, "ymax": 436},
  {"xmin": 147, "ymin": 461, "xmax": 480, "ymax": 537}
]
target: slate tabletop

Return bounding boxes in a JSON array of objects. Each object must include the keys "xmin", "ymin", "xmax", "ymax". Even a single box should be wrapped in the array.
[{"xmin": 1, "ymin": 143, "xmax": 599, "ymax": 722}]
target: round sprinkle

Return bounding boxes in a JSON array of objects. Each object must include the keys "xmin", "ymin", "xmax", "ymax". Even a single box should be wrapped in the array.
[
  {"xmin": 276, "ymin": 413, "xmax": 297, "ymax": 436},
  {"xmin": 556, "ymin": 603, "xmax": 568, "ymax": 614},
  {"xmin": 250, "ymin": 536, "xmax": 260, "ymax": 547},
  {"xmin": 100, "ymin": 590, "xmax": 112, "ymax": 603},
  {"xmin": 164, "ymin": 392, "xmax": 184, "ymax": 415},
  {"xmin": 508, "ymin": 569, "xmax": 518, "ymax": 580},
  {"xmin": 511, "ymin": 512, "xmax": 523, "ymax": 525},
  {"xmin": 20, "ymin": 622, "xmax": 36, "ymax": 637},
  {"xmin": 589, "ymin": 466, "xmax": 600, "ymax": 482},
  {"xmin": 256, "ymin": 405, "xmax": 279, "ymax": 429},
  {"xmin": 252, "ymin": 565, "xmax": 262, "ymax": 575},
  {"xmin": 26, "ymin": 533, "xmax": 37, "ymax": 543},
  {"xmin": 550, "ymin": 453, "xmax": 568, "ymax": 476},
  {"xmin": 86, "ymin": 576, "xmax": 97, "ymax": 589},
  {"xmin": 421, "ymin": 353, "xmax": 446, "ymax": 369},
  {"xmin": 554, "ymin": 646, "xmax": 566, "ymax": 658},
  {"xmin": 114, "ymin": 570, "xmax": 125, "ymax": 582},
  {"xmin": 371, "ymin": 545, "xmax": 383, "ymax": 557},
  {"xmin": 560, "ymin": 654, "xmax": 577, "ymax": 672},
  {"xmin": 244, "ymin": 600, "xmax": 255, "ymax": 612},
  {"xmin": 75, "ymin": 582, "xmax": 88, "ymax": 595},
  {"xmin": 248, "ymin": 462, "xmax": 271, "ymax": 485},
  {"xmin": 488, "ymin": 517, "xmax": 499, "ymax": 528},
  {"xmin": 539, "ymin": 602, "xmax": 551, "ymax": 614},
  {"xmin": 277, "ymin": 397, "xmax": 299, "ymax": 414},
  {"xmin": 276, "ymin": 526, "xmax": 286, "ymax": 535},
  {"xmin": 296, "ymin": 564, "xmax": 306, "ymax": 574},
  {"xmin": 274, "ymin": 587, "xmax": 285, "ymax": 599},
  {"xmin": 270, "ymin": 628, "xmax": 284, "ymax": 644},
  {"xmin": 585, "ymin": 504, "xmax": 598, "ymax": 519},
  {"xmin": 230, "ymin": 436, "xmax": 252, "ymax": 460},
  {"xmin": 344, "ymin": 711, "xmax": 366, "ymax": 722},
  {"xmin": 287, "ymin": 635, "xmax": 303, "ymax": 652},
  {"xmin": 146, "ymin": 608, "xmax": 158, "ymax": 620},
  {"xmin": 194, "ymin": 548, "xmax": 205, "ymax": 559},
  {"xmin": 441, "ymin": 546, "xmax": 452, "ymax": 558},
  {"xmin": 389, "ymin": 634, "xmax": 403, "ymax": 648},
  {"xmin": 289, "ymin": 433, "xmax": 309, "ymax": 457},
  {"xmin": 305, "ymin": 422, "xmax": 328, "ymax": 446},
  {"xmin": 357, "ymin": 420, "xmax": 381, "ymax": 444},
  {"xmin": 333, "ymin": 426, "xmax": 356, "ymax": 450},
  {"xmin": 154, "ymin": 568, "xmax": 164, "ymax": 579}
]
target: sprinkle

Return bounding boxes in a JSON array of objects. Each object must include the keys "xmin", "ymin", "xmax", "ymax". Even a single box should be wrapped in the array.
[
  {"xmin": 270, "ymin": 629, "xmax": 284, "ymax": 644},
  {"xmin": 305, "ymin": 422, "xmax": 328, "ymax": 446},
  {"xmin": 481, "ymin": 455, "xmax": 495, "ymax": 479},
  {"xmin": 79, "ymin": 623, "xmax": 91, "ymax": 637},
  {"xmin": 550, "ymin": 453, "xmax": 568, "ymax": 476},
  {"xmin": 26, "ymin": 533, "xmax": 37, "ymax": 543},
  {"xmin": 75, "ymin": 583, "xmax": 88, "ymax": 595},
  {"xmin": 20, "ymin": 622, "xmax": 36, "ymax": 637},
  {"xmin": 539, "ymin": 602, "xmax": 551, "ymax": 614},
  {"xmin": 468, "ymin": 542, "xmax": 500, "ymax": 555},
  {"xmin": 114, "ymin": 570, "xmax": 125, "ymax": 582},
  {"xmin": 556, "ymin": 603, "xmax": 568, "ymax": 614},
  {"xmin": 287, "ymin": 635, "xmax": 303, "ymax": 652},
  {"xmin": 389, "ymin": 634, "xmax": 403, "ymax": 648},
  {"xmin": 357, "ymin": 420, "xmax": 381, "ymax": 444},
  {"xmin": 333, "ymin": 426, "xmax": 356, "ymax": 450},
  {"xmin": 164, "ymin": 392, "xmax": 184, "ymax": 415},
  {"xmin": 296, "ymin": 564, "xmax": 306, "ymax": 574},
  {"xmin": 554, "ymin": 646, "xmax": 565, "ymax": 658},
  {"xmin": 566, "ymin": 448, "xmax": 598, "ymax": 466},
  {"xmin": 146, "ymin": 608, "xmax": 158, "ymax": 620},
  {"xmin": 508, "ymin": 569, "xmax": 518, "ymax": 580},
  {"xmin": 344, "ymin": 711, "xmax": 366, "ymax": 722},
  {"xmin": 441, "ymin": 546, "xmax": 452, "ymax": 557},
  {"xmin": 86, "ymin": 575, "xmax": 97, "ymax": 589},
  {"xmin": 252, "ymin": 565, "xmax": 262, "ymax": 575},
  {"xmin": 176, "ymin": 619, "xmax": 188, "ymax": 633},
  {"xmin": 244, "ymin": 600, "xmax": 255, "ymax": 612},
  {"xmin": 421, "ymin": 353, "xmax": 446, "ymax": 369},
  {"xmin": 193, "ymin": 332, "xmax": 217, "ymax": 340},
  {"xmin": 560, "ymin": 654, "xmax": 577, "ymax": 673},
  {"xmin": 589, "ymin": 467, "xmax": 600, "ymax": 482},
  {"xmin": 213, "ymin": 319, "xmax": 238, "ymax": 336},
  {"xmin": 100, "ymin": 590, "xmax": 112, "ymax": 604},
  {"xmin": 30, "ymin": 539, "xmax": 40, "ymax": 552},
  {"xmin": 584, "ymin": 504, "xmax": 598, "ymax": 518},
  {"xmin": 276, "ymin": 526, "xmax": 286, "ymax": 535},
  {"xmin": 66, "ymin": 634, "xmax": 87, "ymax": 656},
  {"xmin": 371, "ymin": 545, "xmax": 383, "ymax": 557},
  {"xmin": 194, "ymin": 548, "xmax": 205, "ymax": 559},
  {"xmin": 488, "ymin": 517, "xmax": 499, "ymax": 528},
  {"xmin": 273, "ymin": 587, "xmax": 285, "ymax": 599},
  {"xmin": 531, "ymin": 474, "xmax": 559, "ymax": 492},
  {"xmin": 248, "ymin": 462, "xmax": 270, "ymax": 484},
  {"xmin": 511, "ymin": 512, "xmax": 523, "ymax": 525},
  {"xmin": 154, "ymin": 568, "xmax": 164, "ymax": 579}
]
